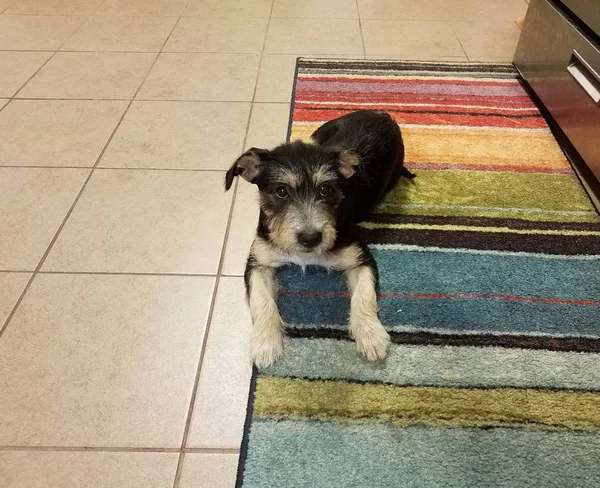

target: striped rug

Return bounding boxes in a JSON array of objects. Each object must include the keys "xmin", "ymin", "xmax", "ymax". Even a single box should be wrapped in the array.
[{"xmin": 236, "ymin": 59, "xmax": 600, "ymax": 487}]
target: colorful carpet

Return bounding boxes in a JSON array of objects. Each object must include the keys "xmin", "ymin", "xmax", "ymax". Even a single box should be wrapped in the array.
[{"xmin": 236, "ymin": 59, "xmax": 600, "ymax": 487}]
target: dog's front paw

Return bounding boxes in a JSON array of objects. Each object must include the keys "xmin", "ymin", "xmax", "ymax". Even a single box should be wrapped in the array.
[
  {"xmin": 251, "ymin": 329, "xmax": 284, "ymax": 369},
  {"xmin": 351, "ymin": 319, "xmax": 390, "ymax": 361}
]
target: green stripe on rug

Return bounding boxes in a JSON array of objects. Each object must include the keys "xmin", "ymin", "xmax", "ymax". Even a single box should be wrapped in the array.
[
  {"xmin": 378, "ymin": 170, "xmax": 597, "ymax": 222},
  {"xmin": 254, "ymin": 376, "xmax": 600, "ymax": 431}
]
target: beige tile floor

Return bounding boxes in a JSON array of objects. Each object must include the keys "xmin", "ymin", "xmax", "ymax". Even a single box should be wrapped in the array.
[{"xmin": 0, "ymin": 0, "xmax": 526, "ymax": 486}]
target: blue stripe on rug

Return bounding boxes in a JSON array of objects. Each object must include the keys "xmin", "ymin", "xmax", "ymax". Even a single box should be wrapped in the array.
[
  {"xmin": 278, "ymin": 249, "xmax": 600, "ymax": 299},
  {"xmin": 263, "ymin": 338, "xmax": 600, "ymax": 391},
  {"xmin": 277, "ymin": 249, "xmax": 600, "ymax": 336},
  {"xmin": 243, "ymin": 420, "xmax": 600, "ymax": 488},
  {"xmin": 279, "ymin": 295, "xmax": 600, "ymax": 336}
]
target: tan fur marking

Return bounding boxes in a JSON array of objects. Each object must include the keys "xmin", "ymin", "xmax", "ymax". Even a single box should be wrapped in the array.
[
  {"xmin": 280, "ymin": 170, "xmax": 300, "ymax": 188},
  {"xmin": 313, "ymin": 168, "xmax": 336, "ymax": 187},
  {"xmin": 339, "ymin": 151, "xmax": 361, "ymax": 179},
  {"xmin": 345, "ymin": 265, "xmax": 390, "ymax": 361},
  {"xmin": 248, "ymin": 266, "xmax": 285, "ymax": 368},
  {"xmin": 251, "ymin": 238, "xmax": 361, "ymax": 271}
]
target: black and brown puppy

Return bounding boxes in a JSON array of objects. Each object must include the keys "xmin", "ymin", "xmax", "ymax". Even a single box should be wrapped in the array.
[{"xmin": 225, "ymin": 110, "xmax": 414, "ymax": 367}]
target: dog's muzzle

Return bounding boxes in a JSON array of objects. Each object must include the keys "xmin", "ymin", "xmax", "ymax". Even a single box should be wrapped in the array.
[{"xmin": 297, "ymin": 230, "xmax": 322, "ymax": 250}]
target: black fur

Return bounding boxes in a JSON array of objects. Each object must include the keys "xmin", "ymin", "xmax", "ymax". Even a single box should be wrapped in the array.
[
  {"xmin": 228, "ymin": 111, "xmax": 414, "ymax": 365},
  {"xmin": 311, "ymin": 110, "xmax": 414, "ymax": 244},
  {"xmin": 228, "ymin": 110, "xmax": 414, "ymax": 285}
]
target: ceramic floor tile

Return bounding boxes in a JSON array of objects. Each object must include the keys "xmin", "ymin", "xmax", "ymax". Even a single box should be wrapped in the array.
[
  {"xmin": 0, "ymin": 15, "xmax": 84, "ymax": 50},
  {"xmin": 468, "ymin": 56, "xmax": 515, "ymax": 62},
  {"xmin": 255, "ymin": 54, "xmax": 360, "ymax": 103},
  {"xmin": 179, "ymin": 453, "xmax": 239, "ymax": 488},
  {"xmin": 358, "ymin": 0, "xmax": 527, "ymax": 22},
  {"xmin": 99, "ymin": 101, "xmax": 250, "ymax": 170},
  {"xmin": 254, "ymin": 54, "xmax": 298, "ymax": 103},
  {"xmin": 0, "ymin": 0, "xmax": 15, "ymax": 12},
  {"xmin": 245, "ymin": 102, "xmax": 291, "ymax": 150},
  {"xmin": 0, "ymin": 451, "xmax": 179, "ymax": 488},
  {"xmin": 272, "ymin": 0, "xmax": 358, "ymax": 19},
  {"xmin": 96, "ymin": 0, "xmax": 187, "ymax": 16},
  {"xmin": 138, "ymin": 53, "xmax": 260, "ymax": 101},
  {"xmin": 0, "ymin": 100, "xmax": 127, "ymax": 167},
  {"xmin": 0, "ymin": 168, "xmax": 88, "ymax": 271},
  {"xmin": 164, "ymin": 17, "xmax": 268, "ymax": 53},
  {"xmin": 0, "ymin": 51, "xmax": 52, "ymax": 97},
  {"xmin": 0, "ymin": 100, "xmax": 8, "ymax": 110},
  {"xmin": 183, "ymin": 0, "xmax": 272, "ymax": 17},
  {"xmin": 0, "ymin": 273, "xmax": 30, "ymax": 326},
  {"xmin": 265, "ymin": 18, "xmax": 363, "ymax": 55},
  {"xmin": 221, "ymin": 183, "xmax": 258, "ymax": 276},
  {"xmin": 61, "ymin": 16, "xmax": 178, "ymax": 52},
  {"xmin": 362, "ymin": 20, "xmax": 464, "ymax": 57},
  {"xmin": 18, "ymin": 52, "xmax": 156, "ymax": 99},
  {"xmin": 5, "ymin": 0, "xmax": 103, "ymax": 15},
  {"xmin": 187, "ymin": 277, "xmax": 252, "ymax": 448},
  {"xmin": 452, "ymin": 21, "xmax": 521, "ymax": 59},
  {"xmin": 366, "ymin": 55, "xmax": 468, "ymax": 61},
  {"xmin": 43, "ymin": 170, "xmax": 232, "ymax": 274},
  {"xmin": 0, "ymin": 274, "xmax": 215, "ymax": 447}
]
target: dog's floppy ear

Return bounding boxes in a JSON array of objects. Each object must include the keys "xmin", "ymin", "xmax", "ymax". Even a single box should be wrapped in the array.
[
  {"xmin": 224, "ymin": 148, "xmax": 270, "ymax": 190},
  {"xmin": 338, "ymin": 150, "xmax": 361, "ymax": 179}
]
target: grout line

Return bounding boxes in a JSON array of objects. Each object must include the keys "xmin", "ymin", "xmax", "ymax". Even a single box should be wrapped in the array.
[
  {"xmin": 91, "ymin": 0, "xmax": 108, "ymax": 16},
  {"xmin": 9, "ymin": 51, "xmax": 59, "ymax": 99},
  {"xmin": 50, "ymin": 50, "xmax": 265, "ymax": 54},
  {"xmin": 0, "ymin": 445, "xmax": 240, "ymax": 453},
  {"xmin": 0, "ymin": 17, "xmax": 183, "ymax": 341},
  {"xmin": 36, "ymin": 271, "xmax": 218, "ymax": 277},
  {"xmin": 7, "ymin": 13, "xmax": 90, "ymax": 99},
  {"xmin": 0, "ymin": 446, "xmax": 181, "ymax": 453},
  {"xmin": 171, "ymin": 177, "xmax": 240, "ymax": 488},
  {"xmin": 0, "ymin": 166, "xmax": 228, "ymax": 171},
  {"xmin": 7, "ymin": 97, "xmax": 272, "ymax": 103},
  {"xmin": 355, "ymin": 0, "xmax": 367, "ymax": 59},
  {"xmin": 185, "ymin": 447, "xmax": 240, "ymax": 454},
  {"xmin": 168, "ymin": 0, "xmax": 266, "ymax": 482},
  {"xmin": 449, "ymin": 23, "xmax": 470, "ymax": 61},
  {"xmin": 172, "ymin": 2, "xmax": 276, "ymax": 483}
]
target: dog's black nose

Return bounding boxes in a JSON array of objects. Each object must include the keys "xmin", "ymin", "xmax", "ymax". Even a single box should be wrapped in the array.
[{"xmin": 297, "ymin": 230, "xmax": 322, "ymax": 249}]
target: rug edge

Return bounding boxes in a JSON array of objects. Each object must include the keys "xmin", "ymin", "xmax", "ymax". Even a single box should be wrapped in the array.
[{"xmin": 235, "ymin": 56, "xmax": 302, "ymax": 487}]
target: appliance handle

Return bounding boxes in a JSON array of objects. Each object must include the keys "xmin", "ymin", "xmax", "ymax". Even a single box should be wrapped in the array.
[{"xmin": 567, "ymin": 50, "xmax": 600, "ymax": 106}]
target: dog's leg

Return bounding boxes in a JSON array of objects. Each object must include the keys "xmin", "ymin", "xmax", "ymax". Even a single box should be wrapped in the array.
[
  {"xmin": 245, "ymin": 263, "xmax": 285, "ymax": 368},
  {"xmin": 345, "ymin": 258, "xmax": 390, "ymax": 361}
]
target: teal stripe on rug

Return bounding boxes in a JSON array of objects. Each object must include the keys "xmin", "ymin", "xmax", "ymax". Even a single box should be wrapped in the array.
[
  {"xmin": 243, "ymin": 420, "xmax": 600, "ymax": 488},
  {"xmin": 277, "ymin": 249, "xmax": 600, "ymax": 335},
  {"xmin": 279, "ymin": 295, "xmax": 600, "ymax": 336},
  {"xmin": 263, "ymin": 338, "xmax": 600, "ymax": 391},
  {"xmin": 278, "ymin": 249, "xmax": 600, "ymax": 299}
]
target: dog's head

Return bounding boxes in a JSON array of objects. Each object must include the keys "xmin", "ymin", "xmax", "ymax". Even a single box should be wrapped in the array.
[{"xmin": 225, "ymin": 141, "xmax": 360, "ymax": 254}]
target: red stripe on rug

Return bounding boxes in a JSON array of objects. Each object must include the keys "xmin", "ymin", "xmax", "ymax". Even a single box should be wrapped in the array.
[
  {"xmin": 279, "ymin": 289, "xmax": 600, "ymax": 306},
  {"xmin": 295, "ymin": 92, "xmax": 534, "ymax": 107},
  {"xmin": 293, "ymin": 109, "xmax": 547, "ymax": 129},
  {"xmin": 297, "ymin": 76, "xmax": 521, "ymax": 86}
]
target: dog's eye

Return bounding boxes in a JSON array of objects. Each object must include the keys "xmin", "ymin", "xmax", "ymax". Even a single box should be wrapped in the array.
[
  {"xmin": 319, "ymin": 184, "xmax": 333, "ymax": 197},
  {"xmin": 275, "ymin": 186, "xmax": 289, "ymax": 199}
]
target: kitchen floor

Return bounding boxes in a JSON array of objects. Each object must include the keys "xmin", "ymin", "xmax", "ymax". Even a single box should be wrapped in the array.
[{"xmin": 0, "ymin": 0, "xmax": 527, "ymax": 486}]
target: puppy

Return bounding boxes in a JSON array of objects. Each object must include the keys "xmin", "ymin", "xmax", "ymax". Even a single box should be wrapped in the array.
[{"xmin": 225, "ymin": 110, "xmax": 415, "ymax": 368}]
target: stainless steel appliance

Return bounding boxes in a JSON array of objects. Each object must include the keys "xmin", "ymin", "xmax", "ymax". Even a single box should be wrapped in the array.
[{"xmin": 514, "ymin": 0, "xmax": 600, "ymax": 205}]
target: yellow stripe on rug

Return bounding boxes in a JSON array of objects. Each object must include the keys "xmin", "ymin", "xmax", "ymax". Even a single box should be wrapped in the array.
[
  {"xmin": 359, "ymin": 222, "xmax": 600, "ymax": 236},
  {"xmin": 254, "ymin": 376, "xmax": 600, "ymax": 431},
  {"xmin": 290, "ymin": 125, "xmax": 568, "ymax": 170}
]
